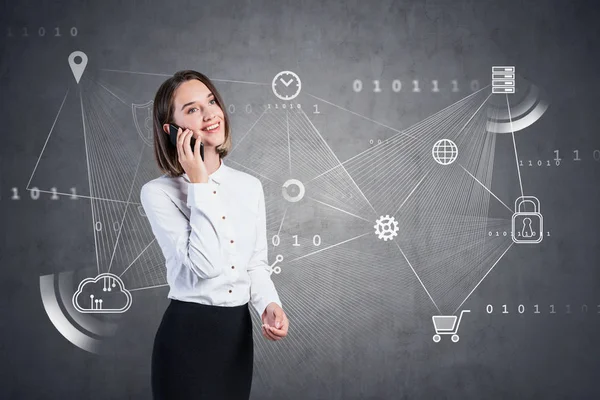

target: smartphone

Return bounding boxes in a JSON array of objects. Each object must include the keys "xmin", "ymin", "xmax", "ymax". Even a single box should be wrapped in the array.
[{"xmin": 168, "ymin": 123, "xmax": 204, "ymax": 161}]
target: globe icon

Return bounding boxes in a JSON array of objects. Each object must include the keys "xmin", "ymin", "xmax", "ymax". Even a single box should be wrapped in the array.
[{"xmin": 432, "ymin": 139, "xmax": 458, "ymax": 165}]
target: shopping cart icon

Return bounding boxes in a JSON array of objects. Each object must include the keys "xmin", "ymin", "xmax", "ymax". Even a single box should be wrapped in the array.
[{"xmin": 431, "ymin": 310, "xmax": 470, "ymax": 343}]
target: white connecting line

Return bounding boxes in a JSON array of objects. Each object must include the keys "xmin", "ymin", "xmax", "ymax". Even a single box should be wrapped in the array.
[
  {"xmin": 443, "ymin": 92, "xmax": 524, "ymax": 314},
  {"xmin": 26, "ymin": 87, "xmax": 142, "ymax": 205},
  {"xmin": 61, "ymin": 69, "xmax": 522, "ymax": 308},
  {"xmin": 282, "ymin": 85, "xmax": 518, "ymax": 316},
  {"xmin": 507, "ymin": 94, "xmax": 524, "ymax": 201}
]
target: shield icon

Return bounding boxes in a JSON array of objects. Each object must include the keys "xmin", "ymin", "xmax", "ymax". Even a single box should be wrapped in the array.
[{"xmin": 132, "ymin": 100, "xmax": 154, "ymax": 146}]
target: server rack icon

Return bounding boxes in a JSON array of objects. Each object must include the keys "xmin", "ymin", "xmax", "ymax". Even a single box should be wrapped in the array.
[{"xmin": 492, "ymin": 66, "xmax": 515, "ymax": 94}]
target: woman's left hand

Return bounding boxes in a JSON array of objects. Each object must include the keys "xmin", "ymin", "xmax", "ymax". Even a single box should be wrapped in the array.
[{"xmin": 261, "ymin": 302, "xmax": 289, "ymax": 341}]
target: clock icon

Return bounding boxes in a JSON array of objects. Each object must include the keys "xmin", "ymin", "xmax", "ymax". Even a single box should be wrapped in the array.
[{"xmin": 272, "ymin": 70, "xmax": 302, "ymax": 101}]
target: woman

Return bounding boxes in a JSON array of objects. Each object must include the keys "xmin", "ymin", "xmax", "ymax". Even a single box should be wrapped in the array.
[{"xmin": 140, "ymin": 70, "xmax": 289, "ymax": 399}]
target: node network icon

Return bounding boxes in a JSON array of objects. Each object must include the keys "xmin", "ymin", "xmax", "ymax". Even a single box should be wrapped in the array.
[
  {"xmin": 374, "ymin": 215, "xmax": 399, "ymax": 241},
  {"xmin": 511, "ymin": 196, "xmax": 543, "ymax": 244},
  {"xmin": 432, "ymin": 139, "xmax": 458, "ymax": 165},
  {"xmin": 272, "ymin": 70, "xmax": 302, "ymax": 101},
  {"xmin": 269, "ymin": 254, "xmax": 284, "ymax": 275}
]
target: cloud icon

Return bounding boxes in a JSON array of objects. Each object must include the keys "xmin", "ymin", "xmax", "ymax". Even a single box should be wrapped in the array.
[{"xmin": 72, "ymin": 273, "xmax": 132, "ymax": 314}]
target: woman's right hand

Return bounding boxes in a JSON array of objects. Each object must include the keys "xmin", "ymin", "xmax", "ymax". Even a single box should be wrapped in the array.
[{"xmin": 177, "ymin": 128, "xmax": 208, "ymax": 183}]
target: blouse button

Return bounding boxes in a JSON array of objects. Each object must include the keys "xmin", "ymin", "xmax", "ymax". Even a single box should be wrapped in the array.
[
  {"xmin": 228, "ymin": 289, "xmax": 232, "ymax": 293},
  {"xmin": 222, "ymin": 216, "xmax": 226, "ymax": 220},
  {"xmin": 213, "ymin": 190, "xmax": 217, "ymax": 194},
  {"xmin": 231, "ymin": 265, "xmax": 235, "ymax": 269},
  {"xmin": 230, "ymin": 239, "xmax": 234, "ymax": 243}
]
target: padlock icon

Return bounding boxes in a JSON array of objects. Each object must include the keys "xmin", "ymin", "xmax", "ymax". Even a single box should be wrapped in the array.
[{"xmin": 511, "ymin": 196, "xmax": 543, "ymax": 243}]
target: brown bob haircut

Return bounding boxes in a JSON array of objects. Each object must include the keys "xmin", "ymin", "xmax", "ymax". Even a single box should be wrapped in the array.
[{"xmin": 152, "ymin": 70, "xmax": 232, "ymax": 177}]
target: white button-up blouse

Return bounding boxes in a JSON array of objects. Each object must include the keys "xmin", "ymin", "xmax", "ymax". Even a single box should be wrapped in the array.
[{"xmin": 140, "ymin": 158, "xmax": 282, "ymax": 317}]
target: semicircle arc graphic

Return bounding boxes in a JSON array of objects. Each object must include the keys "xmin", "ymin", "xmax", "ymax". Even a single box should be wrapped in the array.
[{"xmin": 486, "ymin": 78, "xmax": 549, "ymax": 134}]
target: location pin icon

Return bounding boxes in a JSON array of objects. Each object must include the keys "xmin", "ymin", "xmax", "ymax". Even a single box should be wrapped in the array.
[{"xmin": 68, "ymin": 51, "xmax": 88, "ymax": 84}]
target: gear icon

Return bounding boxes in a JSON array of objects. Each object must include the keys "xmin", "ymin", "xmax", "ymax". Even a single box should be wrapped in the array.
[{"xmin": 374, "ymin": 215, "xmax": 399, "ymax": 241}]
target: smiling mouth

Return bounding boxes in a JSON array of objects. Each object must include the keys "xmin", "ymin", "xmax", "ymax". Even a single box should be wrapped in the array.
[{"xmin": 202, "ymin": 121, "xmax": 220, "ymax": 133}]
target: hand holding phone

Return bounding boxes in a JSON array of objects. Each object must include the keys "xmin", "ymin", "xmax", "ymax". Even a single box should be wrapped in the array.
[
  {"xmin": 169, "ymin": 124, "xmax": 204, "ymax": 161},
  {"xmin": 169, "ymin": 124, "xmax": 208, "ymax": 183}
]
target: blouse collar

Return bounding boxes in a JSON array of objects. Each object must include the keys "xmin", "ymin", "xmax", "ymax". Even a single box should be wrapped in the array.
[{"xmin": 182, "ymin": 158, "xmax": 226, "ymax": 184}]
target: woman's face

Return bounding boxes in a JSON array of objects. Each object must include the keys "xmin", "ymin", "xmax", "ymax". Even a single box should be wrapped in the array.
[{"xmin": 169, "ymin": 79, "xmax": 225, "ymax": 149}]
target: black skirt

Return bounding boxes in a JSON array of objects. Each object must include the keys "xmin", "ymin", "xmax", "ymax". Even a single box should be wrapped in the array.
[{"xmin": 151, "ymin": 299, "xmax": 253, "ymax": 400}]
